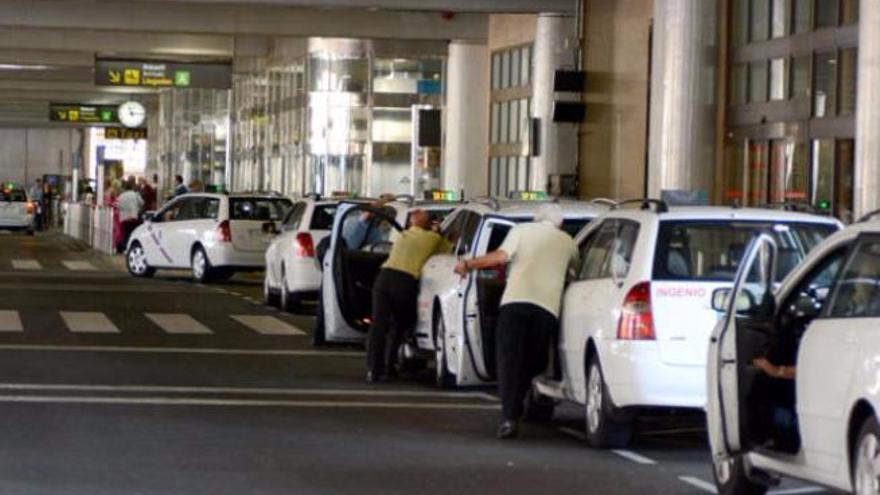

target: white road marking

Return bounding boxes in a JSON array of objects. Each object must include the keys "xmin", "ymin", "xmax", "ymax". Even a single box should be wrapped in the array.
[
  {"xmin": 611, "ymin": 449, "xmax": 658, "ymax": 465},
  {"xmin": 230, "ymin": 315, "xmax": 305, "ymax": 336},
  {"xmin": 0, "ymin": 395, "xmax": 501, "ymax": 410},
  {"xmin": 769, "ymin": 488, "xmax": 825, "ymax": 494},
  {"xmin": 0, "ymin": 383, "xmax": 495, "ymax": 400},
  {"xmin": 558, "ymin": 427, "xmax": 588, "ymax": 441},
  {"xmin": 678, "ymin": 476, "xmax": 718, "ymax": 494},
  {"xmin": 11, "ymin": 260, "xmax": 41, "ymax": 270},
  {"xmin": 0, "ymin": 310, "xmax": 23, "ymax": 332},
  {"xmin": 0, "ymin": 344, "xmax": 362, "ymax": 357},
  {"xmin": 145, "ymin": 313, "xmax": 212, "ymax": 335},
  {"xmin": 62, "ymin": 261, "xmax": 97, "ymax": 271},
  {"xmin": 59, "ymin": 312, "xmax": 120, "ymax": 334}
]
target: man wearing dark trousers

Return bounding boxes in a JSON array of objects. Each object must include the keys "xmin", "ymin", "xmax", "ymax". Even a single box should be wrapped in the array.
[
  {"xmin": 366, "ymin": 209, "xmax": 451, "ymax": 382},
  {"xmin": 455, "ymin": 204, "xmax": 578, "ymax": 439}
]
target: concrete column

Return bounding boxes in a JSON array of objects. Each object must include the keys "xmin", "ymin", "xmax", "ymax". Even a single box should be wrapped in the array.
[
  {"xmin": 647, "ymin": 0, "xmax": 717, "ymax": 199},
  {"xmin": 531, "ymin": 13, "xmax": 578, "ymax": 192},
  {"xmin": 443, "ymin": 40, "xmax": 489, "ymax": 199},
  {"xmin": 855, "ymin": 1, "xmax": 880, "ymax": 219}
]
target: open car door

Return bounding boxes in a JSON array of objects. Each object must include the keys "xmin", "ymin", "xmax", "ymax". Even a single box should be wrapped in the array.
[
  {"xmin": 323, "ymin": 202, "xmax": 403, "ymax": 344},
  {"xmin": 708, "ymin": 233, "xmax": 778, "ymax": 458},
  {"xmin": 457, "ymin": 216, "xmax": 517, "ymax": 385}
]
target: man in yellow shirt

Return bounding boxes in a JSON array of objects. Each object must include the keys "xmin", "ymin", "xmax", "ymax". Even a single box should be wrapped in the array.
[{"xmin": 367, "ymin": 209, "xmax": 452, "ymax": 382}]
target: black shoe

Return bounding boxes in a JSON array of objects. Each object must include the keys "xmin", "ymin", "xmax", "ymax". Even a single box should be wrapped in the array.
[
  {"xmin": 366, "ymin": 371, "xmax": 381, "ymax": 383},
  {"xmin": 496, "ymin": 420, "xmax": 519, "ymax": 439}
]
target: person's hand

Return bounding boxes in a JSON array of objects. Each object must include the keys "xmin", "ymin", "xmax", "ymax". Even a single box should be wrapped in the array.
[
  {"xmin": 752, "ymin": 357, "xmax": 777, "ymax": 376},
  {"xmin": 454, "ymin": 260, "xmax": 470, "ymax": 277}
]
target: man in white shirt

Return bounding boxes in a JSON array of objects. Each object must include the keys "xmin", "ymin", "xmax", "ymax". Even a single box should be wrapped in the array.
[
  {"xmin": 455, "ymin": 203, "xmax": 579, "ymax": 439},
  {"xmin": 117, "ymin": 180, "xmax": 144, "ymax": 253}
]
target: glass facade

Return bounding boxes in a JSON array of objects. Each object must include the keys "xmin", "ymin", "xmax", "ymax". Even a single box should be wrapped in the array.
[
  {"xmin": 489, "ymin": 44, "xmax": 533, "ymax": 198},
  {"xmin": 724, "ymin": 0, "xmax": 858, "ymax": 220}
]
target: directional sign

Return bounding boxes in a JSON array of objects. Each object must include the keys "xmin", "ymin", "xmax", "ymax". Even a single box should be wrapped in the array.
[
  {"xmin": 95, "ymin": 59, "xmax": 232, "ymax": 89},
  {"xmin": 103, "ymin": 127, "xmax": 147, "ymax": 140},
  {"xmin": 49, "ymin": 103, "xmax": 118, "ymax": 124}
]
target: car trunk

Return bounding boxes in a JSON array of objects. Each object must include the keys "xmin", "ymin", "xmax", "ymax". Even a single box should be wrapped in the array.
[
  {"xmin": 651, "ymin": 281, "xmax": 730, "ymax": 366},
  {"xmin": 0, "ymin": 201, "xmax": 27, "ymax": 220},
  {"xmin": 229, "ymin": 197, "xmax": 292, "ymax": 252},
  {"xmin": 230, "ymin": 221, "xmax": 275, "ymax": 252}
]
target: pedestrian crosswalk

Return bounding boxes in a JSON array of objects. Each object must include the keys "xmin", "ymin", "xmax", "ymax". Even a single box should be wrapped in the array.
[
  {"xmin": 5, "ymin": 259, "xmax": 97, "ymax": 271},
  {"xmin": 0, "ymin": 311, "xmax": 306, "ymax": 336}
]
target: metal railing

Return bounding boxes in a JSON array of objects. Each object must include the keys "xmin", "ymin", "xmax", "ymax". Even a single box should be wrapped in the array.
[{"xmin": 63, "ymin": 202, "xmax": 116, "ymax": 254}]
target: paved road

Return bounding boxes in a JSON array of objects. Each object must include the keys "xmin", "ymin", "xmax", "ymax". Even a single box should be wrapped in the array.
[{"xmin": 0, "ymin": 232, "xmax": 833, "ymax": 494}]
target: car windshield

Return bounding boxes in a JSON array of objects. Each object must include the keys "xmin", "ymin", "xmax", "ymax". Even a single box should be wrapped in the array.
[
  {"xmin": 230, "ymin": 198, "xmax": 293, "ymax": 221},
  {"xmin": 0, "ymin": 189, "xmax": 27, "ymax": 202},
  {"xmin": 652, "ymin": 220, "xmax": 838, "ymax": 282},
  {"xmin": 310, "ymin": 204, "xmax": 339, "ymax": 230}
]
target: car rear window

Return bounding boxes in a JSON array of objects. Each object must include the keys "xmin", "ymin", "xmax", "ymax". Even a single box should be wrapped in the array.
[
  {"xmin": 0, "ymin": 190, "xmax": 27, "ymax": 202},
  {"xmin": 652, "ymin": 220, "xmax": 838, "ymax": 282},
  {"xmin": 310, "ymin": 204, "xmax": 339, "ymax": 230},
  {"xmin": 230, "ymin": 198, "xmax": 292, "ymax": 221}
]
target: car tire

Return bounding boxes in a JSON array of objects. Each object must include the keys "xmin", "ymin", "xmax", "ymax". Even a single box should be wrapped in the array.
[
  {"xmin": 712, "ymin": 455, "xmax": 768, "ymax": 495},
  {"xmin": 126, "ymin": 242, "xmax": 155, "ymax": 278},
  {"xmin": 263, "ymin": 275, "xmax": 280, "ymax": 307},
  {"xmin": 853, "ymin": 416, "xmax": 880, "ymax": 495},
  {"xmin": 523, "ymin": 388, "xmax": 555, "ymax": 423},
  {"xmin": 434, "ymin": 309, "xmax": 457, "ymax": 389},
  {"xmin": 191, "ymin": 246, "xmax": 215, "ymax": 283},
  {"xmin": 584, "ymin": 357, "xmax": 633, "ymax": 448}
]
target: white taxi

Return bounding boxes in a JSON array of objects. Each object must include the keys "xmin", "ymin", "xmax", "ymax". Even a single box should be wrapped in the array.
[
  {"xmin": 317, "ymin": 199, "xmax": 458, "ymax": 344},
  {"xmin": 707, "ymin": 215, "xmax": 880, "ymax": 494},
  {"xmin": 415, "ymin": 199, "xmax": 607, "ymax": 388},
  {"xmin": 126, "ymin": 193, "xmax": 292, "ymax": 282},
  {"xmin": 0, "ymin": 186, "xmax": 35, "ymax": 235},
  {"xmin": 531, "ymin": 200, "xmax": 840, "ymax": 448}
]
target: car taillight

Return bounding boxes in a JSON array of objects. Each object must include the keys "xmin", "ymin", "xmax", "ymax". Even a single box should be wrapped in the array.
[
  {"xmin": 217, "ymin": 220, "xmax": 232, "ymax": 243},
  {"xmin": 26, "ymin": 201, "xmax": 34, "ymax": 214},
  {"xmin": 617, "ymin": 281, "xmax": 655, "ymax": 340},
  {"xmin": 295, "ymin": 232, "xmax": 315, "ymax": 257}
]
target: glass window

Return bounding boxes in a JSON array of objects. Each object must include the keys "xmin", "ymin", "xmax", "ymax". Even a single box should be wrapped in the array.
[
  {"xmin": 839, "ymin": 48, "xmax": 858, "ymax": 116},
  {"xmin": 155, "ymin": 198, "xmax": 186, "ymax": 222},
  {"xmin": 652, "ymin": 221, "xmax": 837, "ymax": 282},
  {"xmin": 770, "ymin": 57, "xmax": 788, "ymax": 100},
  {"xmin": 785, "ymin": 141, "xmax": 810, "ymax": 202},
  {"xmin": 500, "ymin": 101, "xmax": 509, "ymax": 144},
  {"xmin": 230, "ymin": 198, "xmax": 293, "ymax": 221},
  {"xmin": 747, "ymin": 140, "xmax": 769, "ymax": 205},
  {"xmin": 729, "ymin": 64, "xmax": 748, "ymax": 105},
  {"xmin": 282, "ymin": 202, "xmax": 306, "ymax": 230},
  {"xmin": 812, "ymin": 138, "xmax": 835, "ymax": 213},
  {"xmin": 813, "ymin": 51, "xmax": 838, "ymax": 117},
  {"xmin": 815, "ymin": 0, "xmax": 840, "ymax": 27},
  {"xmin": 723, "ymin": 139, "xmax": 747, "ymax": 205},
  {"xmin": 491, "ymin": 53, "xmax": 501, "ymax": 90},
  {"xmin": 769, "ymin": 140, "xmax": 788, "ymax": 202},
  {"xmin": 520, "ymin": 46, "xmax": 532, "ymax": 85},
  {"xmin": 501, "ymin": 51, "xmax": 511, "ymax": 89},
  {"xmin": 457, "ymin": 211, "xmax": 482, "ymax": 254},
  {"xmin": 519, "ymin": 99, "xmax": 530, "ymax": 138},
  {"xmin": 836, "ymin": 139, "xmax": 855, "ymax": 223},
  {"xmin": 828, "ymin": 239, "xmax": 880, "ymax": 318},
  {"xmin": 510, "ymin": 49, "xmax": 521, "ymax": 88},
  {"xmin": 791, "ymin": 55, "xmax": 811, "ymax": 99},
  {"xmin": 309, "ymin": 203, "xmax": 339, "ymax": 230},
  {"xmin": 793, "ymin": 0, "xmax": 813, "ymax": 33},
  {"xmin": 489, "ymin": 157, "xmax": 499, "ymax": 196},
  {"xmin": 0, "ymin": 189, "xmax": 27, "ymax": 202},
  {"xmin": 579, "ymin": 221, "xmax": 636, "ymax": 280},
  {"xmin": 749, "ymin": 61, "xmax": 768, "ymax": 103},
  {"xmin": 750, "ymin": 0, "xmax": 771, "ymax": 42},
  {"xmin": 732, "ymin": 0, "xmax": 750, "ymax": 46},
  {"xmin": 841, "ymin": 0, "xmax": 859, "ymax": 24},
  {"xmin": 772, "ymin": 0, "xmax": 789, "ymax": 38},
  {"xmin": 490, "ymin": 102, "xmax": 500, "ymax": 144}
]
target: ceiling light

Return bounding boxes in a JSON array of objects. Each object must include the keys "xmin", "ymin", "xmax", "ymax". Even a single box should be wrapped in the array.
[{"xmin": 0, "ymin": 64, "xmax": 52, "ymax": 71}]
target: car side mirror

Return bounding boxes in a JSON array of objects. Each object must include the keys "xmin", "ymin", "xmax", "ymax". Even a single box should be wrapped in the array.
[
  {"xmin": 262, "ymin": 221, "xmax": 280, "ymax": 235},
  {"xmin": 790, "ymin": 292, "xmax": 822, "ymax": 320},
  {"xmin": 144, "ymin": 211, "xmax": 155, "ymax": 221},
  {"xmin": 711, "ymin": 288, "xmax": 756, "ymax": 313}
]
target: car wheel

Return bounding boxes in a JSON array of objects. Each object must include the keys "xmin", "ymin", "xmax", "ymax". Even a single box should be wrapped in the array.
[
  {"xmin": 126, "ymin": 242, "xmax": 155, "ymax": 278},
  {"xmin": 191, "ymin": 247, "xmax": 214, "ymax": 283},
  {"xmin": 523, "ymin": 388, "xmax": 555, "ymax": 423},
  {"xmin": 713, "ymin": 455, "xmax": 768, "ymax": 495},
  {"xmin": 434, "ymin": 309, "xmax": 457, "ymax": 389},
  {"xmin": 853, "ymin": 416, "xmax": 880, "ymax": 495},
  {"xmin": 263, "ymin": 275, "xmax": 280, "ymax": 307},
  {"xmin": 584, "ymin": 357, "xmax": 633, "ymax": 448}
]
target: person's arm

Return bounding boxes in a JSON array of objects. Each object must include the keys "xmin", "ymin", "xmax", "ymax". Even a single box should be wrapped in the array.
[
  {"xmin": 752, "ymin": 357, "xmax": 796, "ymax": 380},
  {"xmin": 454, "ymin": 250, "xmax": 509, "ymax": 276}
]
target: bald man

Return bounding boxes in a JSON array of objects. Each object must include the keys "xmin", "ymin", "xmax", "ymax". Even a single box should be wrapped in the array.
[{"xmin": 366, "ymin": 209, "xmax": 452, "ymax": 382}]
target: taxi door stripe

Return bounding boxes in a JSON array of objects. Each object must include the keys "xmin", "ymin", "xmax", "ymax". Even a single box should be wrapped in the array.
[
  {"xmin": 230, "ymin": 315, "xmax": 305, "ymax": 336},
  {"xmin": 147, "ymin": 226, "xmax": 174, "ymax": 264},
  {"xmin": 0, "ymin": 311, "xmax": 23, "ymax": 332},
  {"xmin": 11, "ymin": 260, "xmax": 41, "ymax": 270},
  {"xmin": 145, "ymin": 313, "xmax": 212, "ymax": 335},
  {"xmin": 60, "ymin": 312, "xmax": 120, "ymax": 334}
]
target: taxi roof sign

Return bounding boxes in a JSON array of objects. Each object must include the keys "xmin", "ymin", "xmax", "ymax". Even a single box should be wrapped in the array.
[
  {"xmin": 425, "ymin": 189, "xmax": 458, "ymax": 202},
  {"xmin": 508, "ymin": 190, "xmax": 549, "ymax": 201}
]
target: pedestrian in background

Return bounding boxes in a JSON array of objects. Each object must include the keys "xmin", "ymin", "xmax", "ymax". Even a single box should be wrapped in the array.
[
  {"xmin": 116, "ymin": 180, "xmax": 143, "ymax": 253},
  {"xmin": 28, "ymin": 178, "xmax": 44, "ymax": 231},
  {"xmin": 138, "ymin": 176, "xmax": 157, "ymax": 213},
  {"xmin": 172, "ymin": 175, "xmax": 188, "ymax": 197},
  {"xmin": 366, "ymin": 209, "xmax": 451, "ymax": 383},
  {"xmin": 455, "ymin": 203, "xmax": 579, "ymax": 440}
]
